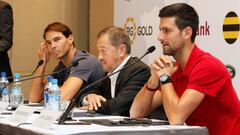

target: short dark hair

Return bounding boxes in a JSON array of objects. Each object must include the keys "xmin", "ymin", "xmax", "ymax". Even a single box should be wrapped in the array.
[
  {"xmin": 43, "ymin": 22, "xmax": 75, "ymax": 46},
  {"xmin": 159, "ymin": 3, "xmax": 199, "ymax": 42},
  {"xmin": 97, "ymin": 26, "xmax": 131, "ymax": 54}
]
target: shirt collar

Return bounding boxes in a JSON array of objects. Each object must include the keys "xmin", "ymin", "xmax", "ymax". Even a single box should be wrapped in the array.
[
  {"xmin": 182, "ymin": 45, "xmax": 204, "ymax": 76},
  {"xmin": 173, "ymin": 45, "xmax": 204, "ymax": 78},
  {"xmin": 109, "ymin": 55, "xmax": 131, "ymax": 78}
]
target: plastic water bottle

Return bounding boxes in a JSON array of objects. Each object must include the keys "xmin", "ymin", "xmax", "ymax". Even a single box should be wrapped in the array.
[
  {"xmin": 44, "ymin": 76, "xmax": 53, "ymax": 109},
  {"xmin": 10, "ymin": 73, "xmax": 22, "ymax": 109},
  {"xmin": 0, "ymin": 72, "xmax": 9, "ymax": 103},
  {"xmin": 48, "ymin": 79, "xmax": 61, "ymax": 111}
]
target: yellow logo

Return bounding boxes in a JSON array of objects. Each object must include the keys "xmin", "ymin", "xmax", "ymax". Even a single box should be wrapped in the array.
[
  {"xmin": 123, "ymin": 17, "xmax": 137, "ymax": 45},
  {"xmin": 223, "ymin": 11, "xmax": 240, "ymax": 44}
]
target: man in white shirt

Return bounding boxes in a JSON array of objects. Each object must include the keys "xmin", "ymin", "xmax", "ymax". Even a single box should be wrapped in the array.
[{"xmin": 81, "ymin": 26, "xmax": 150, "ymax": 116}]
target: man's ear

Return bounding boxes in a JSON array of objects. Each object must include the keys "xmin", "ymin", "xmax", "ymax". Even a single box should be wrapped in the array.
[
  {"xmin": 68, "ymin": 35, "xmax": 74, "ymax": 44},
  {"xmin": 183, "ymin": 26, "xmax": 193, "ymax": 40},
  {"xmin": 119, "ymin": 44, "xmax": 127, "ymax": 58}
]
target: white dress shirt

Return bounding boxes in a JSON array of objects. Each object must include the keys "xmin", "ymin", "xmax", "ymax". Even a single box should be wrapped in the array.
[
  {"xmin": 109, "ymin": 55, "xmax": 131, "ymax": 98},
  {"xmin": 82, "ymin": 55, "xmax": 131, "ymax": 105}
]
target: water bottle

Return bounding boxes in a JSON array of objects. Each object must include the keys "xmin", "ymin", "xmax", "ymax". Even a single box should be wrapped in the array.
[
  {"xmin": 10, "ymin": 73, "xmax": 22, "ymax": 109},
  {"xmin": 0, "ymin": 72, "xmax": 9, "ymax": 103},
  {"xmin": 48, "ymin": 79, "xmax": 61, "ymax": 111},
  {"xmin": 44, "ymin": 76, "xmax": 53, "ymax": 109}
]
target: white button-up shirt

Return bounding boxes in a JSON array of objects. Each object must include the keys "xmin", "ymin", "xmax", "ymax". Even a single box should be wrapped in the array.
[{"xmin": 109, "ymin": 55, "xmax": 131, "ymax": 98}]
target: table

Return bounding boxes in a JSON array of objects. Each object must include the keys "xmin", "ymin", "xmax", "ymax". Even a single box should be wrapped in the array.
[{"xmin": 0, "ymin": 108, "xmax": 209, "ymax": 135}]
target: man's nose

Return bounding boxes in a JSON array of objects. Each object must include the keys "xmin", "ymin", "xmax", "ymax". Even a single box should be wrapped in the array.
[
  {"xmin": 51, "ymin": 42, "xmax": 57, "ymax": 48},
  {"xmin": 98, "ymin": 53, "xmax": 103, "ymax": 60},
  {"xmin": 157, "ymin": 32, "xmax": 164, "ymax": 43}
]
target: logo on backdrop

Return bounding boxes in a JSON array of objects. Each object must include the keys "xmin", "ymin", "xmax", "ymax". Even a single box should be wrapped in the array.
[
  {"xmin": 226, "ymin": 64, "xmax": 236, "ymax": 79},
  {"xmin": 223, "ymin": 11, "xmax": 240, "ymax": 44},
  {"xmin": 124, "ymin": 17, "xmax": 137, "ymax": 45},
  {"xmin": 123, "ymin": 17, "xmax": 153, "ymax": 45},
  {"xmin": 197, "ymin": 21, "xmax": 210, "ymax": 36}
]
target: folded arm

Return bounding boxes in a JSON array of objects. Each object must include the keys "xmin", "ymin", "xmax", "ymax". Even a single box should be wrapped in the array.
[{"xmin": 152, "ymin": 55, "xmax": 205, "ymax": 124}]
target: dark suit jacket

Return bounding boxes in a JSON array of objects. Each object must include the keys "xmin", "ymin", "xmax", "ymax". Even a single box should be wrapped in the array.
[
  {"xmin": 84, "ymin": 57, "xmax": 150, "ymax": 116},
  {"xmin": 0, "ymin": 0, "xmax": 13, "ymax": 81}
]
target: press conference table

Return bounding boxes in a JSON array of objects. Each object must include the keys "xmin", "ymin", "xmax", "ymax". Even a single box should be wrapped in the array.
[{"xmin": 0, "ymin": 108, "xmax": 209, "ymax": 135}]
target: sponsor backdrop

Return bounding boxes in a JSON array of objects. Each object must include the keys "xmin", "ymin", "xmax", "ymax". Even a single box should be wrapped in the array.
[{"xmin": 114, "ymin": 0, "xmax": 240, "ymax": 97}]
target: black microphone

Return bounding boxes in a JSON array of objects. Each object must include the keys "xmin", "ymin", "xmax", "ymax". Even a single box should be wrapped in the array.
[
  {"xmin": 147, "ymin": 46, "xmax": 156, "ymax": 54},
  {"xmin": 6, "ymin": 60, "xmax": 44, "ymax": 79},
  {"xmin": 0, "ymin": 58, "xmax": 86, "ymax": 93},
  {"xmin": 21, "ymin": 60, "xmax": 44, "ymax": 78},
  {"xmin": 58, "ymin": 45, "xmax": 156, "ymax": 124}
]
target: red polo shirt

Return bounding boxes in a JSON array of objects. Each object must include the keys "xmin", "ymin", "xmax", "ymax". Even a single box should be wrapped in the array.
[{"xmin": 172, "ymin": 45, "xmax": 240, "ymax": 135}]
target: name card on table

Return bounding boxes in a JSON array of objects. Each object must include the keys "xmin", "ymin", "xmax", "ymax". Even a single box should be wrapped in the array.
[
  {"xmin": 0, "ymin": 101, "xmax": 8, "ymax": 112},
  {"xmin": 32, "ymin": 109, "xmax": 62, "ymax": 129},
  {"xmin": 8, "ymin": 105, "xmax": 35, "ymax": 124}
]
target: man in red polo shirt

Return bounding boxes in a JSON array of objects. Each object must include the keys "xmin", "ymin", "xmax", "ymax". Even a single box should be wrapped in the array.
[{"xmin": 130, "ymin": 3, "xmax": 240, "ymax": 135}]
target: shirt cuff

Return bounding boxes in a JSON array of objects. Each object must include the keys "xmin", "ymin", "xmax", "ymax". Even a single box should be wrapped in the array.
[{"xmin": 82, "ymin": 96, "xmax": 89, "ymax": 106}]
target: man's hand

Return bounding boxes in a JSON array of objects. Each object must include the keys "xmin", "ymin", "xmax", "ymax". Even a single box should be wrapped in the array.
[
  {"xmin": 38, "ymin": 42, "xmax": 51, "ymax": 65},
  {"xmin": 79, "ymin": 105, "xmax": 89, "ymax": 110},
  {"xmin": 86, "ymin": 94, "xmax": 107, "ymax": 111},
  {"xmin": 152, "ymin": 55, "xmax": 178, "ymax": 78},
  {"xmin": 146, "ymin": 66, "xmax": 160, "ymax": 90}
]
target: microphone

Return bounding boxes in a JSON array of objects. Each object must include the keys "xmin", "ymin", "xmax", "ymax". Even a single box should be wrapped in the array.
[
  {"xmin": 7, "ymin": 60, "xmax": 44, "ymax": 79},
  {"xmin": 0, "ymin": 58, "xmax": 86, "ymax": 93},
  {"xmin": 21, "ymin": 60, "xmax": 44, "ymax": 78},
  {"xmin": 58, "ymin": 45, "xmax": 156, "ymax": 124},
  {"xmin": 147, "ymin": 46, "xmax": 156, "ymax": 54},
  {"xmin": 139, "ymin": 45, "xmax": 155, "ymax": 60}
]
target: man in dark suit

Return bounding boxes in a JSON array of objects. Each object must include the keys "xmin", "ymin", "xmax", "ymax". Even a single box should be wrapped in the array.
[
  {"xmin": 0, "ymin": 0, "xmax": 13, "ymax": 81},
  {"xmin": 81, "ymin": 26, "xmax": 150, "ymax": 116}
]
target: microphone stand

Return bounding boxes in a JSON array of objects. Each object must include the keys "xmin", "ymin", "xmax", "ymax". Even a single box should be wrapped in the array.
[
  {"xmin": 6, "ymin": 60, "xmax": 44, "ymax": 80},
  {"xmin": 21, "ymin": 60, "xmax": 44, "ymax": 78},
  {"xmin": 58, "ymin": 46, "xmax": 156, "ymax": 124},
  {"xmin": 0, "ymin": 61, "xmax": 80, "ymax": 93}
]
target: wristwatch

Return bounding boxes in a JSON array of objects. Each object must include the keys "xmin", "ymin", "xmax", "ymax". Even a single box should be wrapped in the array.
[{"xmin": 159, "ymin": 74, "xmax": 172, "ymax": 85}]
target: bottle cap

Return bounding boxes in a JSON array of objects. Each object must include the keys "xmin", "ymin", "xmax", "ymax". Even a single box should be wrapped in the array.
[
  {"xmin": 47, "ymin": 76, "xmax": 53, "ymax": 82},
  {"xmin": 1, "ymin": 72, "xmax": 6, "ymax": 77},
  {"xmin": 52, "ymin": 79, "xmax": 58, "ymax": 84},
  {"xmin": 14, "ymin": 73, "xmax": 21, "ymax": 79}
]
